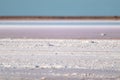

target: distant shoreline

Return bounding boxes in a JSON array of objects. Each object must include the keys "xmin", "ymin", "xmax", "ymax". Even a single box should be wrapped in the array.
[{"xmin": 0, "ymin": 16, "xmax": 120, "ymax": 20}]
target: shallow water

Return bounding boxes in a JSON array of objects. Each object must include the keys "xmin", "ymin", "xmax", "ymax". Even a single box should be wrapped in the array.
[{"xmin": 0, "ymin": 28, "xmax": 120, "ymax": 39}]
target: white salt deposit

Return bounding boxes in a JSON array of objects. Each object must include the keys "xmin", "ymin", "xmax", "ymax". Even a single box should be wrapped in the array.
[{"xmin": 0, "ymin": 39, "xmax": 120, "ymax": 80}]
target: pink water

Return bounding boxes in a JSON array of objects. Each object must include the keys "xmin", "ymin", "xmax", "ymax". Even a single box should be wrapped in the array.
[{"xmin": 0, "ymin": 27, "xmax": 120, "ymax": 39}]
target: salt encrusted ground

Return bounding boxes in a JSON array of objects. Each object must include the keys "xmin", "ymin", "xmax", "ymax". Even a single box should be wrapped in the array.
[{"xmin": 0, "ymin": 39, "xmax": 120, "ymax": 80}]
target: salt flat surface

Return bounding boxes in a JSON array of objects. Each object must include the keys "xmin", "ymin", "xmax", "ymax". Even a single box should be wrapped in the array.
[{"xmin": 0, "ymin": 39, "xmax": 120, "ymax": 80}]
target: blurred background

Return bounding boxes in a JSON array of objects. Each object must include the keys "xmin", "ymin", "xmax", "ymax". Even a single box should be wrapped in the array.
[{"xmin": 0, "ymin": 0, "xmax": 120, "ymax": 16}]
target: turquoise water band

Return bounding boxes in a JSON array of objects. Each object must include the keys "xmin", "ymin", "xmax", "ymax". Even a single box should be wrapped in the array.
[{"xmin": 0, "ymin": 0, "xmax": 120, "ymax": 16}]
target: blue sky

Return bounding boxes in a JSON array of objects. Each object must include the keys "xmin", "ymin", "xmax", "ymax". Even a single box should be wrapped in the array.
[{"xmin": 0, "ymin": 0, "xmax": 120, "ymax": 16}]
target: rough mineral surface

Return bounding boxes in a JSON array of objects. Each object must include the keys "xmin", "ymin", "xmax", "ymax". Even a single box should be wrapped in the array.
[{"xmin": 0, "ymin": 39, "xmax": 120, "ymax": 80}]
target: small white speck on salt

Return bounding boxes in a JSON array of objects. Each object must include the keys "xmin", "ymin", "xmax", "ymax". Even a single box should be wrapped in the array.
[
  {"xmin": 100, "ymin": 33, "xmax": 106, "ymax": 36},
  {"xmin": 40, "ymin": 77, "xmax": 46, "ymax": 80},
  {"xmin": 71, "ymin": 73, "xmax": 78, "ymax": 76},
  {"xmin": 63, "ymin": 74, "xmax": 70, "ymax": 77}
]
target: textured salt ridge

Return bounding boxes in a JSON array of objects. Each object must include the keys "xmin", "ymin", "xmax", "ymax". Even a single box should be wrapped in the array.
[
  {"xmin": 0, "ymin": 39, "xmax": 120, "ymax": 70},
  {"xmin": 0, "ymin": 39, "xmax": 120, "ymax": 80},
  {"xmin": 0, "ymin": 39, "xmax": 120, "ymax": 52},
  {"xmin": 0, "ymin": 68, "xmax": 120, "ymax": 80}
]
